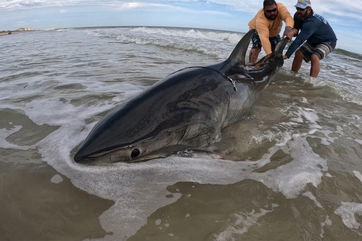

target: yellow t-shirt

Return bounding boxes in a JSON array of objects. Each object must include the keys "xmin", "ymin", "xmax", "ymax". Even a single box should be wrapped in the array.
[{"xmin": 248, "ymin": 2, "xmax": 294, "ymax": 54}]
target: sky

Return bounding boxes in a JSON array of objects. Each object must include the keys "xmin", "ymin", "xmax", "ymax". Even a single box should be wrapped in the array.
[{"xmin": 1, "ymin": 0, "xmax": 362, "ymax": 54}]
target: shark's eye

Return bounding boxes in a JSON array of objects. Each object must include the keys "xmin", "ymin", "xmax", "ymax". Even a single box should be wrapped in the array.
[{"xmin": 131, "ymin": 148, "xmax": 140, "ymax": 159}]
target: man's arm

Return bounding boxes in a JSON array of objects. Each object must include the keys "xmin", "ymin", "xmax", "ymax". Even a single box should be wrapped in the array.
[
  {"xmin": 278, "ymin": 3, "xmax": 294, "ymax": 39},
  {"xmin": 285, "ymin": 21, "xmax": 317, "ymax": 58},
  {"xmin": 278, "ymin": 3, "xmax": 294, "ymax": 28},
  {"xmin": 256, "ymin": 20, "xmax": 273, "ymax": 55}
]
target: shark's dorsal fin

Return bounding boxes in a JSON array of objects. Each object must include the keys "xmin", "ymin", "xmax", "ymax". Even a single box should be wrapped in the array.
[{"xmin": 227, "ymin": 29, "xmax": 255, "ymax": 66}]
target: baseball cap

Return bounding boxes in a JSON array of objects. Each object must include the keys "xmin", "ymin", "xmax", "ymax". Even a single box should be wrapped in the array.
[{"xmin": 295, "ymin": 0, "xmax": 311, "ymax": 9}]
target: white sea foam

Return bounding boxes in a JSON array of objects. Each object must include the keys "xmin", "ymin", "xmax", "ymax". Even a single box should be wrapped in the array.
[
  {"xmin": 288, "ymin": 106, "xmax": 320, "ymax": 129},
  {"xmin": 251, "ymin": 129, "xmax": 276, "ymax": 144},
  {"xmin": 0, "ymin": 126, "xmax": 31, "ymax": 150},
  {"xmin": 155, "ymin": 219, "xmax": 162, "ymax": 225},
  {"xmin": 280, "ymin": 105, "xmax": 342, "ymax": 147},
  {"xmin": 87, "ymin": 27, "xmax": 238, "ymax": 59},
  {"xmin": 320, "ymin": 215, "xmax": 332, "ymax": 238},
  {"xmin": 213, "ymin": 204, "xmax": 278, "ymax": 241},
  {"xmin": 335, "ymin": 202, "xmax": 362, "ymax": 229},
  {"xmin": 321, "ymin": 55, "xmax": 362, "ymax": 106},
  {"xmin": 353, "ymin": 171, "xmax": 362, "ymax": 183},
  {"xmin": 303, "ymin": 191, "xmax": 323, "ymax": 208},
  {"xmin": 131, "ymin": 27, "xmax": 242, "ymax": 44},
  {"xmin": 305, "ymin": 76, "xmax": 327, "ymax": 87},
  {"xmin": 355, "ymin": 139, "xmax": 362, "ymax": 145},
  {"xmin": 252, "ymin": 137, "xmax": 327, "ymax": 198},
  {"xmin": 325, "ymin": 173, "xmax": 333, "ymax": 178},
  {"xmin": 50, "ymin": 174, "xmax": 64, "ymax": 184},
  {"xmin": 300, "ymin": 97, "xmax": 308, "ymax": 103}
]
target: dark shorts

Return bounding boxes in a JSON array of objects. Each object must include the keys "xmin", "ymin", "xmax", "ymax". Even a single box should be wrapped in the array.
[
  {"xmin": 299, "ymin": 41, "xmax": 336, "ymax": 62},
  {"xmin": 251, "ymin": 32, "xmax": 281, "ymax": 51}
]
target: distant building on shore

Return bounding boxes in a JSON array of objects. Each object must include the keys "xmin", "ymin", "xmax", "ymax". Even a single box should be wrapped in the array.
[
  {"xmin": 15, "ymin": 27, "xmax": 33, "ymax": 31},
  {"xmin": 0, "ymin": 27, "xmax": 33, "ymax": 35}
]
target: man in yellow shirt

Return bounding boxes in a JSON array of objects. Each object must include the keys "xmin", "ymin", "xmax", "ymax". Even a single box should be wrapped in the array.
[{"xmin": 248, "ymin": 0, "xmax": 294, "ymax": 63}]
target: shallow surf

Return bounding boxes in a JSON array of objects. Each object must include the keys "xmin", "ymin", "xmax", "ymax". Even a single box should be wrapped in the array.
[{"xmin": 1, "ymin": 27, "xmax": 362, "ymax": 241}]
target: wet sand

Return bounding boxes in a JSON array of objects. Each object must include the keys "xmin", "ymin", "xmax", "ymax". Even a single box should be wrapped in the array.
[{"xmin": 0, "ymin": 149, "xmax": 114, "ymax": 241}]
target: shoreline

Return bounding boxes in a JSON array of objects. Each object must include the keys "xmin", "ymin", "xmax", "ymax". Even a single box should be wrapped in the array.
[{"xmin": 1, "ymin": 26, "xmax": 361, "ymax": 57}]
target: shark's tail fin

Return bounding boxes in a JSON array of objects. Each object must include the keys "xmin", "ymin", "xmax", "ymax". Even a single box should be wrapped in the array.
[
  {"xmin": 216, "ymin": 30, "xmax": 288, "ymax": 73},
  {"xmin": 274, "ymin": 37, "xmax": 289, "ymax": 56},
  {"xmin": 250, "ymin": 36, "xmax": 289, "ymax": 68}
]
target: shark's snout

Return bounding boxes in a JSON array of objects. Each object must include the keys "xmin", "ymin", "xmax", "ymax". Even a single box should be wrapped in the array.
[
  {"xmin": 74, "ymin": 151, "xmax": 85, "ymax": 163},
  {"xmin": 74, "ymin": 145, "xmax": 93, "ymax": 163}
]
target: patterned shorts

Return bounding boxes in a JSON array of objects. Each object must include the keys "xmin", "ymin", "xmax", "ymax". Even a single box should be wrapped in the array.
[
  {"xmin": 251, "ymin": 32, "xmax": 281, "ymax": 52},
  {"xmin": 299, "ymin": 41, "xmax": 336, "ymax": 62}
]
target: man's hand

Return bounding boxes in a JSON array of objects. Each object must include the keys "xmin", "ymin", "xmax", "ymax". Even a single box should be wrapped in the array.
[
  {"xmin": 265, "ymin": 53, "xmax": 272, "ymax": 59},
  {"xmin": 283, "ymin": 26, "xmax": 295, "ymax": 40}
]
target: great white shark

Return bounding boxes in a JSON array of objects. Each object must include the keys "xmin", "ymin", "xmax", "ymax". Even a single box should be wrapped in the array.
[{"xmin": 74, "ymin": 30, "xmax": 288, "ymax": 164}]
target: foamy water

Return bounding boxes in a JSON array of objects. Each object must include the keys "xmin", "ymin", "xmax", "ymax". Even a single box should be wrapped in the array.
[{"xmin": 1, "ymin": 27, "xmax": 362, "ymax": 241}]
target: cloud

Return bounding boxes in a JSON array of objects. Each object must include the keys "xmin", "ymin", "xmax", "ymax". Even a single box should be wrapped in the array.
[
  {"xmin": 0, "ymin": 1, "xmax": 229, "ymax": 16},
  {"xmin": 110, "ymin": 1, "xmax": 231, "ymax": 16},
  {"xmin": 115, "ymin": 2, "xmax": 145, "ymax": 10},
  {"xmin": 0, "ymin": 0, "xmax": 359, "ymax": 14},
  {"xmin": 1, "ymin": 0, "xmax": 361, "ymax": 22},
  {"xmin": 205, "ymin": 0, "xmax": 362, "ymax": 22},
  {"xmin": 208, "ymin": 0, "xmax": 362, "ymax": 17},
  {"xmin": 113, "ymin": 2, "xmax": 180, "ymax": 10},
  {"xmin": 0, "ymin": 0, "xmax": 69, "ymax": 9},
  {"xmin": 59, "ymin": 9, "xmax": 68, "ymax": 14},
  {"xmin": 312, "ymin": 0, "xmax": 362, "ymax": 22}
]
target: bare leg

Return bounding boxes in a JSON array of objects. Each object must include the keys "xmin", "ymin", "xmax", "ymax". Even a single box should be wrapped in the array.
[
  {"xmin": 249, "ymin": 48, "xmax": 260, "ymax": 64},
  {"xmin": 291, "ymin": 50, "xmax": 304, "ymax": 73},
  {"xmin": 310, "ymin": 54, "xmax": 320, "ymax": 77}
]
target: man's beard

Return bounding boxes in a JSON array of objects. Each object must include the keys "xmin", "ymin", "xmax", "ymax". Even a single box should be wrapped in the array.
[
  {"xmin": 298, "ymin": 11, "xmax": 310, "ymax": 20},
  {"xmin": 266, "ymin": 14, "xmax": 277, "ymax": 20}
]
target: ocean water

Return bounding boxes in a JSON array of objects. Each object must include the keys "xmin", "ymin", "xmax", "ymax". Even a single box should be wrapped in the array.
[{"xmin": 1, "ymin": 26, "xmax": 362, "ymax": 241}]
